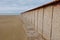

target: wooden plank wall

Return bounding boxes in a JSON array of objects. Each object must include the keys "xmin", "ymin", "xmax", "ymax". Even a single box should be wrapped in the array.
[{"xmin": 20, "ymin": 3, "xmax": 60, "ymax": 40}]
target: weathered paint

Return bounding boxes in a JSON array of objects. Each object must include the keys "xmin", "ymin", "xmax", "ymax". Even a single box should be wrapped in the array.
[
  {"xmin": 20, "ymin": 1, "xmax": 60, "ymax": 40},
  {"xmin": 38, "ymin": 8, "xmax": 43, "ymax": 35},
  {"xmin": 51, "ymin": 3, "xmax": 60, "ymax": 40},
  {"xmin": 43, "ymin": 6, "xmax": 53, "ymax": 40}
]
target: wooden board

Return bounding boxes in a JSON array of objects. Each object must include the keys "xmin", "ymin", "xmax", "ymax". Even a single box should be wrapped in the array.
[
  {"xmin": 51, "ymin": 4, "xmax": 60, "ymax": 40},
  {"xmin": 34, "ymin": 10, "xmax": 38, "ymax": 32},
  {"xmin": 38, "ymin": 8, "xmax": 43, "ymax": 35},
  {"xmin": 43, "ymin": 6, "xmax": 52, "ymax": 40}
]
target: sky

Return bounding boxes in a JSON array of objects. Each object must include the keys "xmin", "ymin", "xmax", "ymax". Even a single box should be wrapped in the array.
[{"xmin": 0, "ymin": 0, "xmax": 53, "ymax": 15}]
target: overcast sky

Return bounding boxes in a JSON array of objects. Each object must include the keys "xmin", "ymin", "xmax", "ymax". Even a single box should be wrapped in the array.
[{"xmin": 0, "ymin": 0, "xmax": 53, "ymax": 15}]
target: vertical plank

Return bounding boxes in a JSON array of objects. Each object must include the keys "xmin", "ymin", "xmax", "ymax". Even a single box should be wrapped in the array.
[
  {"xmin": 26, "ymin": 12, "xmax": 32, "ymax": 27},
  {"xmin": 38, "ymin": 8, "xmax": 43, "ymax": 35},
  {"xmin": 25, "ymin": 13, "xmax": 28, "ymax": 24},
  {"xmin": 43, "ymin": 6, "xmax": 52, "ymax": 40},
  {"xmin": 22, "ymin": 13, "xmax": 27, "ymax": 32},
  {"xmin": 34, "ymin": 10, "xmax": 38, "ymax": 32},
  {"xmin": 51, "ymin": 4, "xmax": 60, "ymax": 40},
  {"xmin": 26, "ymin": 12, "xmax": 33, "ymax": 30},
  {"xmin": 22, "ymin": 13, "xmax": 27, "ymax": 23},
  {"xmin": 31, "ymin": 11, "xmax": 34, "ymax": 25},
  {"xmin": 38, "ymin": 8, "xmax": 45, "ymax": 40},
  {"xmin": 31, "ymin": 11, "xmax": 35, "ymax": 29},
  {"xmin": 29, "ymin": 11, "xmax": 32, "ymax": 25},
  {"xmin": 21, "ymin": 14, "xmax": 26, "ymax": 31},
  {"xmin": 30, "ymin": 11, "xmax": 35, "ymax": 30}
]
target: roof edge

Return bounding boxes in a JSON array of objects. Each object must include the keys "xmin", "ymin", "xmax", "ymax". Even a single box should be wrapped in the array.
[{"xmin": 21, "ymin": 0, "xmax": 60, "ymax": 14}]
